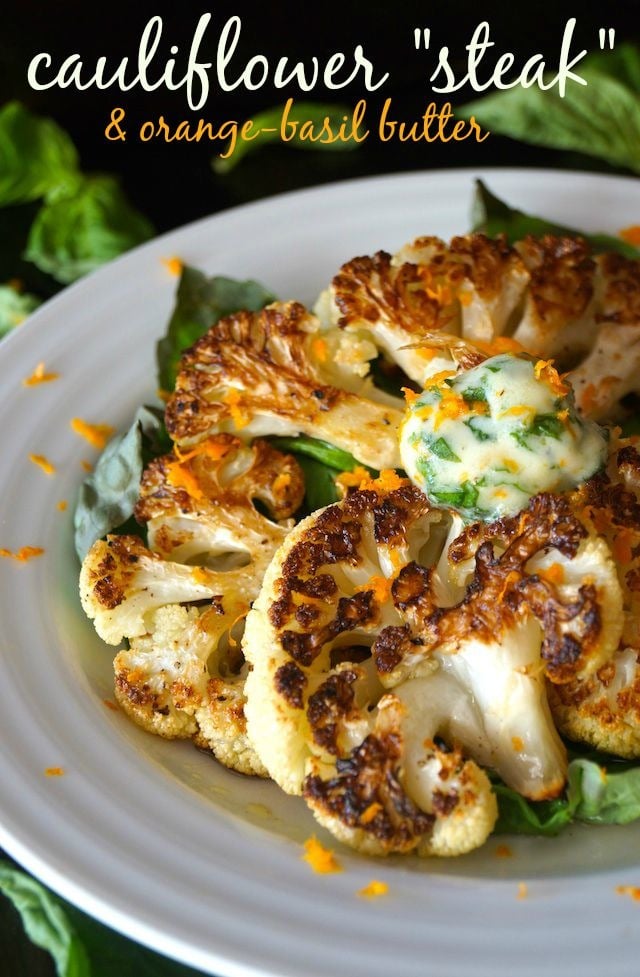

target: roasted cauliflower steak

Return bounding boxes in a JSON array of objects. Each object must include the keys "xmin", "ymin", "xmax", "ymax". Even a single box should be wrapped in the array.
[
  {"xmin": 80, "ymin": 434, "xmax": 305, "ymax": 775},
  {"xmin": 243, "ymin": 476, "xmax": 622, "ymax": 856}
]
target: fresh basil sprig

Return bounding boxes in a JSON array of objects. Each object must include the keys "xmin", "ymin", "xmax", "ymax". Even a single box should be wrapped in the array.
[
  {"xmin": 0, "ymin": 861, "xmax": 204, "ymax": 977},
  {"xmin": 494, "ymin": 756, "xmax": 640, "ymax": 836},
  {"xmin": 0, "ymin": 101, "xmax": 153, "ymax": 287},
  {"xmin": 73, "ymin": 406, "xmax": 169, "ymax": 561},
  {"xmin": 472, "ymin": 180, "xmax": 640, "ymax": 258},
  {"xmin": 157, "ymin": 265, "xmax": 276, "ymax": 392},
  {"xmin": 460, "ymin": 44, "xmax": 640, "ymax": 177}
]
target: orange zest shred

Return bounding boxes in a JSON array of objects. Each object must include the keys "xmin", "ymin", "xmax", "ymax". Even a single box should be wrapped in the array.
[
  {"xmin": 22, "ymin": 362, "xmax": 60, "ymax": 386},
  {"xmin": 312, "ymin": 337, "xmax": 327, "ymax": 363},
  {"xmin": 619, "ymin": 226, "xmax": 640, "ymax": 246},
  {"xmin": 498, "ymin": 404, "xmax": 534, "ymax": 420},
  {"xmin": 191, "ymin": 566, "xmax": 211, "ymax": 585},
  {"xmin": 174, "ymin": 437, "xmax": 233, "ymax": 464},
  {"xmin": 57, "ymin": 500, "xmax": 68, "ymax": 512},
  {"xmin": 359, "ymin": 802, "xmax": 383, "ymax": 825},
  {"xmin": 539, "ymin": 563, "xmax": 565, "ymax": 585},
  {"xmin": 358, "ymin": 880, "xmax": 389, "ymax": 899},
  {"xmin": 511, "ymin": 736, "xmax": 524, "ymax": 752},
  {"xmin": 616, "ymin": 885, "xmax": 640, "ymax": 901},
  {"xmin": 358, "ymin": 469, "xmax": 405, "ymax": 494},
  {"xmin": 474, "ymin": 336, "xmax": 525, "ymax": 356},
  {"xmin": 516, "ymin": 882, "xmax": 528, "ymax": 900},
  {"xmin": 534, "ymin": 359, "xmax": 570, "ymax": 396},
  {"xmin": 457, "ymin": 288, "xmax": 473, "ymax": 308},
  {"xmin": 162, "ymin": 256, "xmax": 183, "ymax": 276},
  {"xmin": 335, "ymin": 466, "xmax": 371, "ymax": 495},
  {"xmin": 356, "ymin": 575, "xmax": 392, "ymax": 605},
  {"xmin": 29, "ymin": 453, "xmax": 56, "ymax": 475},
  {"xmin": 45, "ymin": 767, "xmax": 64, "ymax": 777},
  {"xmin": 273, "ymin": 472, "xmax": 293, "ymax": 496},
  {"xmin": 223, "ymin": 388, "xmax": 250, "ymax": 430},
  {"xmin": 302, "ymin": 836, "xmax": 342, "ymax": 874},
  {"xmin": 103, "ymin": 699, "xmax": 119, "ymax": 712},
  {"xmin": 70, "ymin": 418, "xmax": 115, "ymax": 450},
  {"xmin": 0, "ymin": 546, "xmax": 45, "ymax": 562},
  {"xmin": 402, "ymin": 386, "xmax": 420, "ymax": 406},
  {"xmin": 80, "ymin": 460, "xmax": 93, "ymax": 473},
  {"xmin": 166, "ymin": 461, "xmax": 205, "ymax": 500},
  {"xmin": 495, "ymin": 844, "xmax": 513, "ymax": 859}
]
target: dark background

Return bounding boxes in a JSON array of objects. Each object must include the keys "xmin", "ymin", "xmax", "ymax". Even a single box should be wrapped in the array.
[{"xmin": 1, "ymin": 1, "xmax": 639, "ymax": 974}]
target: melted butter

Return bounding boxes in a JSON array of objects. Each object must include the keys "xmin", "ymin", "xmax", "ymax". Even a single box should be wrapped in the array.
[{"xmin": 400, "ymin": 353, "xmax": 607, "ymax": 520}]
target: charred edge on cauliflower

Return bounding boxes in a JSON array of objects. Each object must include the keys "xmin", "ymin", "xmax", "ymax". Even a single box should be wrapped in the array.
[
  {"xmin": 165, "ymin": 302, "xmax": 340, "ymax": 443},
  {"xmin": 135, "ymin": 435, "xmax": 305, "ymax": 524},
  {"xmin": 515, "ymin": 235, "xmax": 595, "ymax": 326},
  {"xmin": 378, "ymin": 493, "xmax": 603, "ymax": 683},
  {"xmin": 304, "ymin": 729, "xmax": 436, "ymax": 853},
  {"xmin": 333, "ymin": 235, "xmax": 521, "ymax": 335}
]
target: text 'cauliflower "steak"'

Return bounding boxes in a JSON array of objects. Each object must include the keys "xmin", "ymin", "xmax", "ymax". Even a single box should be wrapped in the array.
[
  {"xmin": 80, "ymin": 435, "xmax": 304, "ymax": 775},
  {"xmin": 243, "ymin": 476, "xmax": 622, "ymax": 856}
]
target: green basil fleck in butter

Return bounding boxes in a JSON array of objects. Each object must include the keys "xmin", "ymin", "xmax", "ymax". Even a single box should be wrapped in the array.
[{"xmin": 400, "ymin": 354, "xmax": 607, "ymax": 521}]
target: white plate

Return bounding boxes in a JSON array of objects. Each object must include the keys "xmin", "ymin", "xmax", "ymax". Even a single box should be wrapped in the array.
[{"xmin": 2, "ymin": 168, "xmax": 640, "ymax": 977}]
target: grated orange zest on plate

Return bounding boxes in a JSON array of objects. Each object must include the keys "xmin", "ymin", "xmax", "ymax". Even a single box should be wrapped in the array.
[
  {"xmin": 29, "ymin": 453, "xmax": 56, "ymax": 475},
  {"xmin": 22, "ymin": 362, "xmax": 59, "ymax": 386},
  {"xmin": 616, "ymin": 885, "xmax": 640, "ymax": 901},
  {"xmin": 302, "ymin": 836, "xmax": 342, "ymax": 874},
  {"xmin": 358, "ymin": 880, "xmax": 389, "ymax": 899},
  {"xmin": 57, "ymin": 500, "xmax": 68, "ymax": 512},
  {"xmin": 162, "ymin": 256, "xmax": 183, "ymax": 276},
  {"xmin": 71, "ymin": 418, "xmax": 115, "ymax": 449},
  {"xmin": 45, "ymin": 767, "xmax": 64, "ymax": 777},
  {"xmin": 0, "ymin": 546, "xmax": 45, "ymax": 562}
]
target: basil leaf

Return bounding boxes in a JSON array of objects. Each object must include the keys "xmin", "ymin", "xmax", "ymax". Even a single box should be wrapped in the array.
[
  {"xmin": 0, "ymin": 283, "xmax": 41, "ymax": 335},
  {"xmin": 295, "ymin": 455, "xmax": 339, "ymax": 514},
  {"xmin": 73, "ymin": 406, "xmax": 167, "ymax": 561},
  {"xmin": 0, "ymin": 860, "xmax": 205, "ymax": 977},
  {"xmin": 464, "ymin": 417, "xmax": 494, "ymax": 442},
  {"xmin": 461, "ymin": 385, "xmax": 487, "ymax": 404},
  {"xmin": 586, "ymin": 42, "xmax": 640, "ymax": 92},
  {"xmin": 430, "ymin": 481, "xmax": 479, "ymax": 510},
  {"xmin": 157, "ymin": 265, "xmax": 275, "ymax": 392},
  {"xmin": 268, "ymin": 434, "xmax": 375, "ymax": 473},
  {"xmin": 428, "ymin": 437, "xmax": 461, "ymax": 462},
  {"xmin": 570, "ymin": 758, "xmax": 640, "ymax": 824},
  {"xmin": 0, "ymin": 101, "xmax": 79, "ymax": 206},
  {"xmin": 461, "ymin": 67, "xmax": 640, "ymax": 176},
  {"xmin": 0, "ymin": 864, "xmax": 90, "ymax": 977},
  {"xmin": 24, "ymin": 176, "xmax": 154, "ymax": 284},
  {"xmin": 212, "ymin": 101, "xmax": 357, "ymax": 174},
  {"xmin": 493, "ymin": 782, "xmax": 577, "ymax": 837},
  {"xmin": 472, "ymin": 180, "xmax": 640, "ymax": 258}
]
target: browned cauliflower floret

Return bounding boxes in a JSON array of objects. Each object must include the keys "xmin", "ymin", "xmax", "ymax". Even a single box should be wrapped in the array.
[
  {"xmin": 548, "ymin": 438, "xmax": 640, "ymax": 758},
  {"xmin": 315, "ymin": 235, "xmax": 529, "ymax": 388},
  {"xmin": 243, "ymin": 476, "xmax": 622, "ymax": 855},
  {"xmin": 316, "ymin": 233, "xmax": 640, "ymax": 422},
  {"xmin": 164, "ymin": 301, "xmax": 403, "ymax": 470},
  {"xmin": 80, "ymin": 435, "xmax": 305, "ymax": 776}
]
